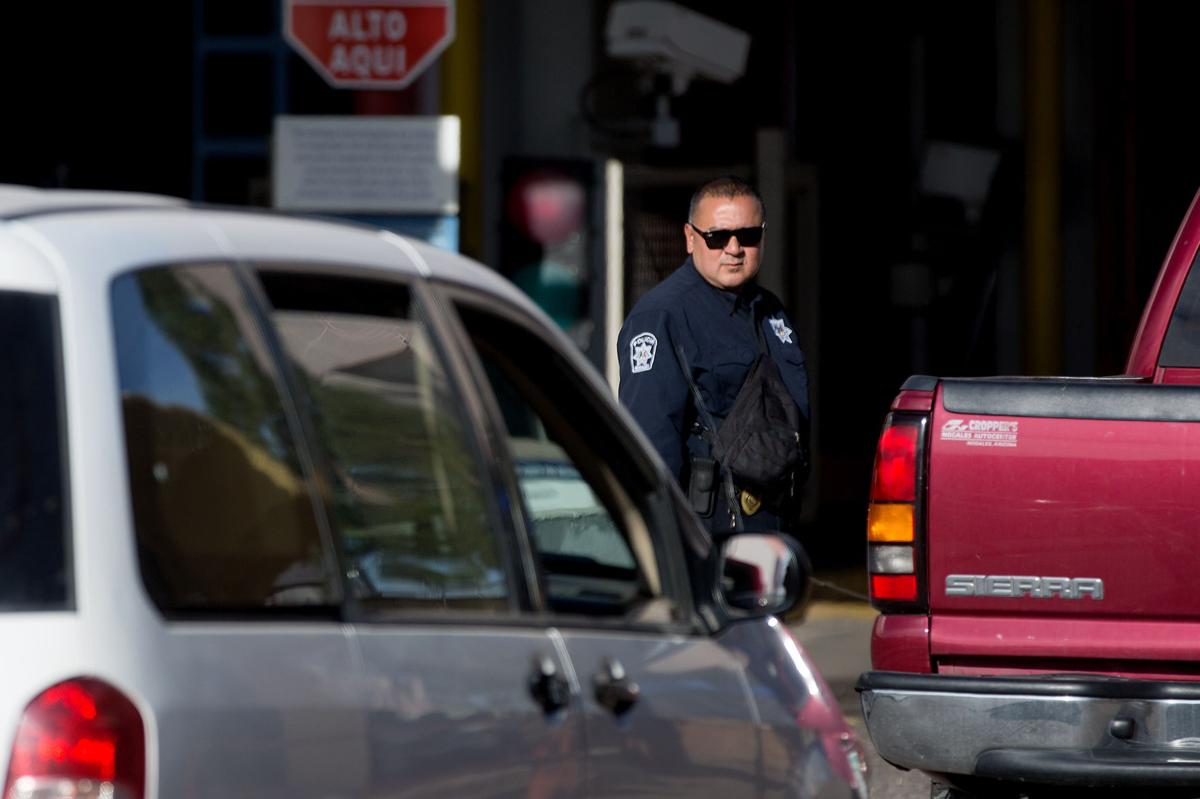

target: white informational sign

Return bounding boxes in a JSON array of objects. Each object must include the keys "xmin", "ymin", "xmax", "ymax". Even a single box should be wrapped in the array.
[{"xmin": 273, "ymin": 115, "xmax": 460, "ymax": 214}]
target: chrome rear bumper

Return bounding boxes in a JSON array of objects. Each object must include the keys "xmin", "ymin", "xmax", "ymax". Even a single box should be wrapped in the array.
[{"xmin": 857, "ymin": 671, "xmax": 1200, "ymax": 789}]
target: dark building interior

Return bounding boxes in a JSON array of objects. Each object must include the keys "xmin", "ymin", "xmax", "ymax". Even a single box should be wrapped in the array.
[{"xmin": 1, "ymin": 0, "xmax": 1191, "ymax": 572}]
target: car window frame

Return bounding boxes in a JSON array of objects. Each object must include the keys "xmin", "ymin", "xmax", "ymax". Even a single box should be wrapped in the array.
[
  {"xmin": 430, "ymin": 280, "xmax": 701, "ymax": 635},
  {"xmin": 242, "ymin": 261, "xmax": 535, "ymax": 622}
]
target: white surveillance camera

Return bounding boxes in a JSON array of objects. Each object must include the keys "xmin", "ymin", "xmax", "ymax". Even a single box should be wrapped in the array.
[{"xmin": 605, "ymin": 1, "xmax": 751, "ymax": 94}]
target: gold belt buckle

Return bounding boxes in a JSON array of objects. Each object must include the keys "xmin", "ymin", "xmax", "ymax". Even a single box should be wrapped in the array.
[{"xmin": 739, "ymin": 489, "xmax": 762, "ymax": 516}]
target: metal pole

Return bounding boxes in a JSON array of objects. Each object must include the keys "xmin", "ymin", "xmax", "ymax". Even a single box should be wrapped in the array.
[
  {"xmin": 1023, "ymin": 0, "xmax": 1063, "ymax": 375},
  {"xmin": 604, "ymin": 159, "xmax": 625, "ymax": 395}
]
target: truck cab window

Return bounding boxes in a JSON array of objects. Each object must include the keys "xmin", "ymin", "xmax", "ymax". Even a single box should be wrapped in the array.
[{"xmin": 1160, "ymin": 250, "xmax": 1200, "ymax": 367}]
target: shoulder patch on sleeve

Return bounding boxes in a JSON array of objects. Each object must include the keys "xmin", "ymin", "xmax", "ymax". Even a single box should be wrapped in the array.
[{"xmin": 630, "ymin": 332, "xmax": 658, "ymax": 373}]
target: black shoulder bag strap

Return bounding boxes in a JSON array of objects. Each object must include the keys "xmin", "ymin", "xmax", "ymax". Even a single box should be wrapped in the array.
[
  {"xmin": 674, "ymin": 344, "xmax": 745, "ymax": 533},
  {"xmin": 752, "ymin": 305, "xmax": 768, "ymax": 354}
]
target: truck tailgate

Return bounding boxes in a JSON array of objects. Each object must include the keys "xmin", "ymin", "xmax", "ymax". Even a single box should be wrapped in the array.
[{"xmin": 926, "ymin": 379, "xmax": 1200, "ymax": 668}]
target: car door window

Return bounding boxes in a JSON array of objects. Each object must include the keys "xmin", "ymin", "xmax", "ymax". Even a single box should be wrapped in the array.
[
  {"xmin": 112, "ymin": 264, "xmax": 339, "ymax": 611},
  {"xmin": 452, "ymin": 299, "xmax": 681, "ymax": 622},
  {"xmin": 256, "ymin": 271, "xmax": 510, "ymax": 612}
]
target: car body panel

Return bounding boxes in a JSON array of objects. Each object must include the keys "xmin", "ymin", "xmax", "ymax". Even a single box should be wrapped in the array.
[
  {"xmin": 354, "ymin": 625, "xmax": 586, "ymax": 797},
  {"xmin": 558, "ymin": 627, "xmax": 763, "ymax": 798}
]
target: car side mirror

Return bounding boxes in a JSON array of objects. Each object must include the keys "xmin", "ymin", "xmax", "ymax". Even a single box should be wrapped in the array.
[{"xmin": 719, "ymin": 533, "xmax": 810, "ymax": 615}]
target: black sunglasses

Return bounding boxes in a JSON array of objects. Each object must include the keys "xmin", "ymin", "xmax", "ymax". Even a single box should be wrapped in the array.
[{"xmin": 687, "ymin": 222, "xmax": 766, "ymax": 249}]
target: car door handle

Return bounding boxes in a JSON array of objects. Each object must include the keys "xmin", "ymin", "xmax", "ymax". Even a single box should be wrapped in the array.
[
  {"xmin": 592, "ymin": 657, "xmax": 639, "ymax": 716},
  {"xmin": 528, "ymin": 654, "xmax": 570, "ymax": 715}
]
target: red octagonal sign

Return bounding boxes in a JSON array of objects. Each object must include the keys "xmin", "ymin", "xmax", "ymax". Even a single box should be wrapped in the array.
[{"xmin": 285, "ymin": 0, "xmax": 455, "ymax": 89}]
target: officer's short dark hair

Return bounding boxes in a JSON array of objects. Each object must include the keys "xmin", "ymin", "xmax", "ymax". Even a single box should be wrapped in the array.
[{"xmin": 688, "ymin": 176, "xmax": 765, "ymax": 223}]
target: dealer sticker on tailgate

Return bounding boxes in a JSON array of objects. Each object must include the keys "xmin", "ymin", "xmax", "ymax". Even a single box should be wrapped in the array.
[{"xmin": 940, "ymin": 418, "xmax": 1019, "ymax": 447}]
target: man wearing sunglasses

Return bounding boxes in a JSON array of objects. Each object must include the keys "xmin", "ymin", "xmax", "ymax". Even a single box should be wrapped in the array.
[{"xmin": 618, "ymin": 176, "xmax": 810, "ymax": 535}]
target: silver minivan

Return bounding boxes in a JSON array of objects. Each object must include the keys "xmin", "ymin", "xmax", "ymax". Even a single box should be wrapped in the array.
[{"xmin": 0, "ymin": 185, "xmax": 866, "ymax": 799}]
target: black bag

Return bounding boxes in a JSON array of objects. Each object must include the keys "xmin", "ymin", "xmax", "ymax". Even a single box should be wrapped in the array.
[
  {"xmin": 675, "ymin": 335, "xmax": 808, "ymax": 532},
  {"xmin": 710, "ymin": 352, "xmax": 806, "ymax": 488}
]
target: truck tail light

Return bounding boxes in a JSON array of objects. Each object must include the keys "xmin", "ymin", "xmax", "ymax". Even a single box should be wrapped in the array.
[
  {"xmin": 867, "ymin": 502, "xmax": 913, "ymax": 542},
  {"xmin": 871, "ymin": 423, "xmax": 918, "ymax": 501},
  {"xmin": 4, "ymin": 678, "xmax": 145, "ymax": 799},
  {"xmin": 868, "ymin": 412, "xmax": 927, "ymax": 611}
]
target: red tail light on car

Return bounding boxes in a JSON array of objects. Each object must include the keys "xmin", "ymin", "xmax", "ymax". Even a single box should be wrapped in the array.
[
  {"xmin": 868, "ymin": 413, "xmax": 927, "ymax": 610},
  {"xmin": 4, "ymin": 678, "xmax": 145, "ymax": 799},
  {"xmin": 778, "ymin": 624, "xmax": 869, "ymax": 798}
]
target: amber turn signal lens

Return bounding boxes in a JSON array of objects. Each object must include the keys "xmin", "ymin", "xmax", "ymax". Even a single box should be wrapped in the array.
[{"xmin": 867, "ymin": 502, "xmax": 914, "ymax": 543}]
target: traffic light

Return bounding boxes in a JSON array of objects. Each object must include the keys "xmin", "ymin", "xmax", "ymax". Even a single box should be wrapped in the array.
[{"xmin": 499, "ymin": 157, "xmax": 605, "ymax": 366}]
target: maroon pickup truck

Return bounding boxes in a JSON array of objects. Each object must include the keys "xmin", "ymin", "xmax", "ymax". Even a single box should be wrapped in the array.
[{"xmin": 857, "ymin": 190, "xmax": 1200, "ymax": 798}]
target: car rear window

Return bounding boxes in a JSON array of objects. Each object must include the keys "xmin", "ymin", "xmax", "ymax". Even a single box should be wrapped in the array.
[{"xmin": 0, "ymin": 291, "xmax": 70, "ymax": 608}]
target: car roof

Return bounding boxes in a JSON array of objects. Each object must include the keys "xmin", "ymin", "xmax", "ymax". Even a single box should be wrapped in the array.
[
  {"xmin": 0, "ymin": 184, "xmax": 187, "ymax": 217},
  {"xmin": 0, "ymin": 184, "xmax": 545, "ymax": 323}
]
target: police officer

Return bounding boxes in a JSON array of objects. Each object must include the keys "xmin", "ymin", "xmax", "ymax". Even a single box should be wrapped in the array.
[{"xmin": 618, "ymin": 176, "xmax": 809, "ymax": 535}]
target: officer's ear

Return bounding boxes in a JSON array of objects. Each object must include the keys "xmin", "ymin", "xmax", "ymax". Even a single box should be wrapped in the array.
[{"xmin": 684, "ymin": 224, "xmax": 695, "ymax": 254}]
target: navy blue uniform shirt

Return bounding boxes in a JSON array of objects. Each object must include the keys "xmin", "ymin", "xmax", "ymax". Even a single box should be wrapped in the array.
[{"xmin": 617, "ymin": 259, "xmax": 810, "ymax": 530}]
